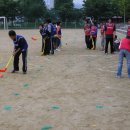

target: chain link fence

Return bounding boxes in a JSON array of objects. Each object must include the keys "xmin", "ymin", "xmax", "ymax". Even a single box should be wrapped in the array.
[{"xmin": 0, "ymin": 21, "xmax": 85, "ymax": 29}]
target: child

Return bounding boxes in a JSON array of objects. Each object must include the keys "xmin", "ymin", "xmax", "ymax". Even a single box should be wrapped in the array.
[
  {"xmin": 41, "ymin": 21, "xmax": 51, "ymax": 56},
  {"xmin": 84, "ymin": 20, "xmax": 91, "ymax": 49},
  {"xmin": 9, "ymin": 30, "xmax": 28, "ymax": 74},
  {"xmin": 91, "ymin": 22, "xmax": 98, "ymax": 50},
  {"xmin": 113, "ymin": 35, "xmax": 120, "ymax": 52},
  {"xmin": 104, "ymin": 18, "xmax": 116, "ymax": 54},
  {"xmin": 116, "ymin": 37, "xmax": 130, "ymax": 78},
  {"xmin": 47, "ymin": 19, "xmax": 55, "ymax": 55},
  {"xmin": 39, "ymin": 24, "xmax": 44, "ymax": 52},
  {"xmin": 100, "ymin": 23, "xmax": 105, "ymax": 51},
  {"xmin": 52, "ymin": 22, "xmax": 57, "ymax": 50},
  {"xmin": 56, "ymin": 21, "xmax": 62, "ymax": 51}
]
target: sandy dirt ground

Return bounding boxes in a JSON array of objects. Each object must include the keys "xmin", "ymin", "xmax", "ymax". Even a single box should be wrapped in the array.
[{"xmin": 0, "ymin": 29, "xmax": 130, "ymax": 130}]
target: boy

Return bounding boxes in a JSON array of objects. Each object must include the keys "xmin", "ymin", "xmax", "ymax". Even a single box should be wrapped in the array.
[
  {"xmin": 105, "ymin": 18, "xmax": 116, "ymax": 54},
  {"xmin": 113, "ymin": 35, "xmax": 120, "ymax": 52},
  {"xmin": 41, "ymin": 21, "xmax": 51, "ymax": 56},
  {"xmin": 90, "ymin": 22, "xmax": 98, "ymax": 50},
  {"xmin": 52, "ymin": 22, "xmax": 57, "ymax": 50},
  {"xmin": 9, "ymin": 30, "xmax": 28, "ymax": 74},
  {"xmin": 47, "ymin": 19, "xmax": 55, "ymax": 55},
  {"xmin": 116, "ymin": 37, "xmax": 130, "ymax": 78},
  {"xmin": 84, "ymin": 20, "xmax": 91, "ymax": 49}
]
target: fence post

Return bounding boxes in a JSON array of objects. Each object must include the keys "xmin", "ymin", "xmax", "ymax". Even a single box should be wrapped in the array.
[
  {"xmin": 35, "ymin": 20, "xmax": 37, "ymax": 29},
  {"xmin": 75, "ymin": 22, "xmax": 76, "ymax": 29},
  {"xmin": 65, "ymin": 21, "xmax": 67, "ymax": 28}
]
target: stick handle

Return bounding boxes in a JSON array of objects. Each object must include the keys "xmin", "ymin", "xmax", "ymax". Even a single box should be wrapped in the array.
[{"xmin": 5, "ymin": 56, "xmax": 13, "ymax": 68}]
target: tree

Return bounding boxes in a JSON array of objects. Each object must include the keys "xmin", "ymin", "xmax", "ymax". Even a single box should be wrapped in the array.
[
  {"xmin": 54, "ymin": 0, "xmax": 74, "ymax": 22},
  {"xmin": 118, "ymin": 0, "xmax": 130, "ymax": 19},
  {"xmin": 83, "ymin": 0, "xmax": 130, "ymax": 20},
  {"xmin": 83, "ymin": 0, "xmax": 119, "ymax": 18},
  {"xmin": 0, "ymin": 0, "xmax": 20, "ymax": 18},
  {"xmin": 19, "ymin": 0, "xmax": 47, "ymax": 21},
  {"xmin": 0, "ymin": 0, "xmax": 47, "ymax": 22}
]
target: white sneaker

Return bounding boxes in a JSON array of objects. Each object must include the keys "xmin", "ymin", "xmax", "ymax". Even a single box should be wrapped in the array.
[
  {"xmin": 116, "ymin": 75, "xmax": 121, "ymax": 79},
  {"xmin": 57, "ymin": 48, "xmax": 61, "ymax": 51}
]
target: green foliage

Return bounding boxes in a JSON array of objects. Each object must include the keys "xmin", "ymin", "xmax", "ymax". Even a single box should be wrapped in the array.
[
  {"xmin": 19, "ymin": 0, "xmax": 47, "ymax": 21},
  {"xmin": 54, "ymin": 0, "xmax": 74, "ymax": 22},
  {"xmin": 83, "ymin": 0, "xmax": 130, "ymax": 19},
  {"xmin": 0, "ymin": 0, "xmax": 130, "ymax": 23},
  {"xmin": 0, "ymin": 0, "xmax": 47, "ymax": 22},
  {"xmin": 0, "ymin": 0, "xmax": 20, "ymax": 18}
]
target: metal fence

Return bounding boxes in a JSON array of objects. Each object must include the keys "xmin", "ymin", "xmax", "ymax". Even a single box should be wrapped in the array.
[{"xmin": 0, "ymin": 21, "xmax": 84, "ymax": 29}]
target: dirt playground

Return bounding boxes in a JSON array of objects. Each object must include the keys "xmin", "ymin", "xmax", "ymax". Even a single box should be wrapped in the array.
[{"xmin": 0, "ymin": 29, "xmax": 130, "ymax": 130}]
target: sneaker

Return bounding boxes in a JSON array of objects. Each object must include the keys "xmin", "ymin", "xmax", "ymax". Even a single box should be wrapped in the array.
[
  {"xmin": 57, "ymin": 48, "xmax": 61, "ymax": 52},
  {"xmin": 116, "ymin": 75, "xmax": 121, "ymax": 79},
  {"xmin": 23, "ymin": 72, "xmax": 27, "ymax": 74},
  {"xmin": 51, "ymin": 51, "xmax": 54, "ymax": 55},
  {"xmin": 11, "ymin": 70, "xmax": 19, "ymax": 73},
  {"xmin": 11, "ymin": 70, "xmax": 16, "ymax": 73}
]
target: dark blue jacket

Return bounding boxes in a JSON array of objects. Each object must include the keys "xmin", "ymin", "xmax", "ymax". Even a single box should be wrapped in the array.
[{"xmin": 13, "ymin": 35, "xmax": 28, "ymax": 52}]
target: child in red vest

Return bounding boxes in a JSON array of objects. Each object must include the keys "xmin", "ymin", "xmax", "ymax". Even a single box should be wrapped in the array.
[
  {"xmin": 100, "ymin": 23, "xmax": 105, "ymax": 51},
  {"xmin": 91, "ymin": 22, "xmax": 98, "ymax": 50},
  {"xmin": 105, "ymin": 18, "xmax": 116, "ymax": 54},
  {"xmin": 84, "ymin": 21, "xmax": 91, "ymax": 49},
  {"xmin": 116, "ymin": 37, "xmax": 130, "ymax": 78}
]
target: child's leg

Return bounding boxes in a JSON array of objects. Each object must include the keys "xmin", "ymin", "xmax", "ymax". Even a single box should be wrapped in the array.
[
  {"xmin": 110, "ymin": 38, "xmax": 114, "ymax": 53},
  {"xmin": 113, "ymin": 43, "xmax": 116, "ymax": 52},
  {"xmin": 117, "ymin": 50, "xmax": 124, "ymax": 77},
  {"xmin": 105, "ymin": 38, "xmax": 109, "ymax": 53},
  {"xmin": 42, "ymin": 37, "xmax": 44, "ymax": 52},
  {"xmin": 87, "ymin": 36, "xmax": 91, "ymax": 49},
  {"xmin": 101, "ymin": 36, "xmax": 103, "ymax": 49},
  {"xmin": 14, "ymin": 51, "xmax": 21, "ymax": 71},
  {"xmin": 46, "ymin": 38, "xmax": 51, "ymax": 54},
  {"xmin": 85, "ymin": 36, "xmax": 87, "ymax": 48},
  {"xmin": 85, "ymin": 36, "xmax": 90, "ymax": 49},
  {"xmin": 93, "ymin": 37, "xmax": 96, "ymax": 49},
  {"xmin": 89, "ymin": 38, "xmax": 92, "ymax": 49},
  {"xmin": 51, "ymin": 37, "xmax": 54, "ymax": 54},
  {"xmin": 125, "ymin": 50, "xmax": 130, "ymax": 78},
  {"xmin": 22, "ymin": 50, "xmax": 27, "ymax": 73}
]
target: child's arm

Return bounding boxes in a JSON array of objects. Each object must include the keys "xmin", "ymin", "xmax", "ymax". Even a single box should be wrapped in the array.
[{"xmin": 13, "ymin": 48, "xmax": 20, "ymax": 56}]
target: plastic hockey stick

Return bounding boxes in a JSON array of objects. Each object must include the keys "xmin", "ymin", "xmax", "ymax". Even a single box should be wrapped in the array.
[
  {"xmin": 41, "ymin": 38, "xmax": 46, "ymax": 56},
  {"xmin": 0, "ymin": 55, "xmax": 13, "ymax": 72}
]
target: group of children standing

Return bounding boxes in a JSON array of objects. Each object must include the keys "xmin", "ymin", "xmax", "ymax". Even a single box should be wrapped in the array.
[
  {"xmin": 84, "ymin": 18, "xmax": 130, "ymax": 78},
  {"xmin": 39, "ymin": 19, "xmax": 62, "ymax": 56},
  {"xmin": 84, "ymin": 18, "xmax": 117, "ymax": 53}
]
